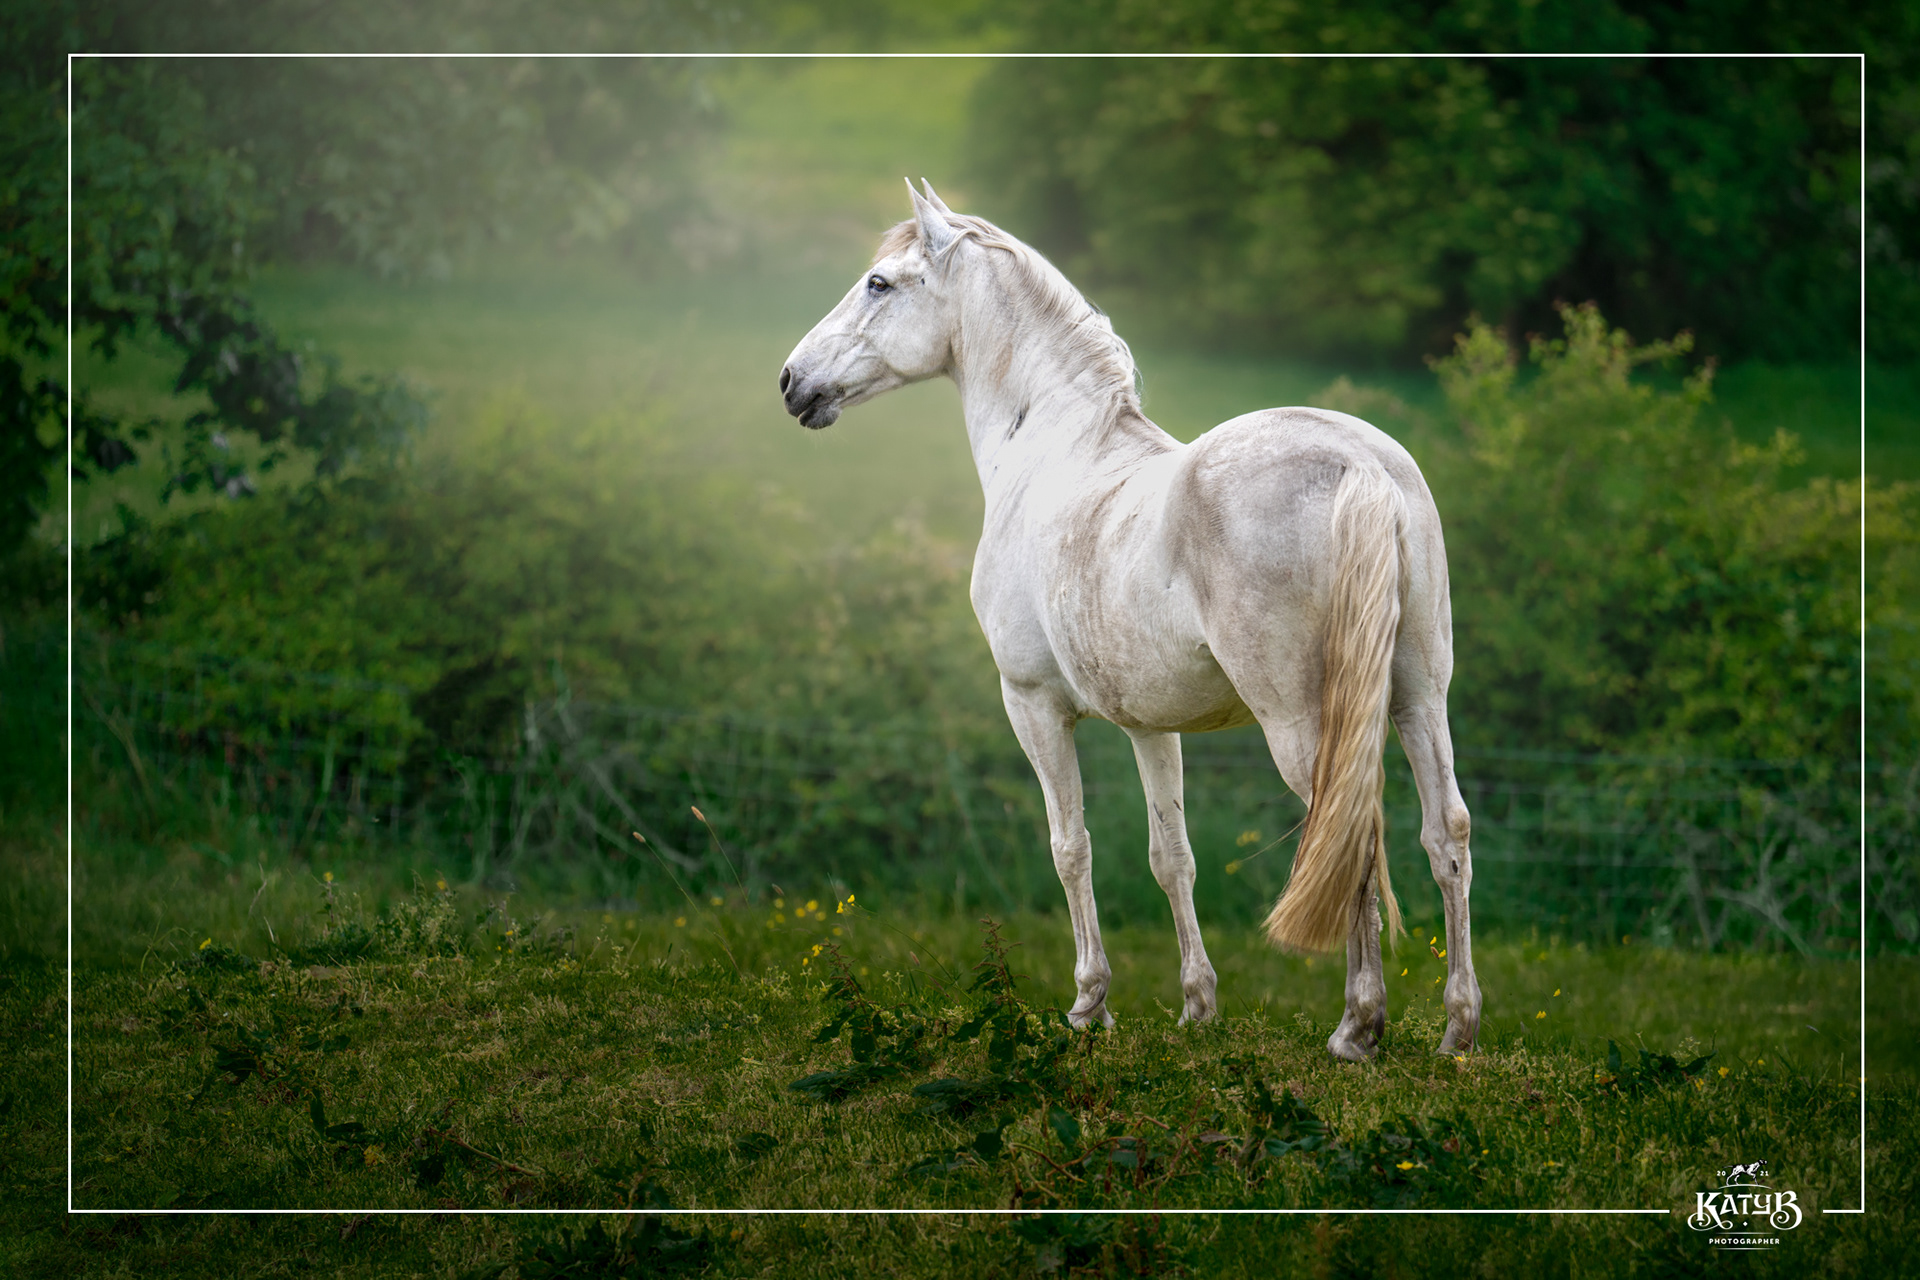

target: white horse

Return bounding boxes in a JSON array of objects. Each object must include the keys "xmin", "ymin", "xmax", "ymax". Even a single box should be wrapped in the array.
[{"xmin": 780, "ymin": 181, "xmax": 1481, "ymax": 1060}]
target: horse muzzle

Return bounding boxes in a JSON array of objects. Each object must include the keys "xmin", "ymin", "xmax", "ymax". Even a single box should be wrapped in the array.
[{"xmin": 779, "ymin": 365, "xmax": 843, "ymax": 430}]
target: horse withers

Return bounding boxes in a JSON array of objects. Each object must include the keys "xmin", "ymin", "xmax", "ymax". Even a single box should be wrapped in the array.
[{"xmin": 779, "ymin": 181, "xmax": 1481, "ymax": 1061}]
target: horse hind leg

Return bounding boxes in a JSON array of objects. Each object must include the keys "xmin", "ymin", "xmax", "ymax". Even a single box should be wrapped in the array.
[
  {"xmin": 1258, "ymin": 716, "xmax": 1387, "ymax": 1062},
  {"xmin": 1395, "ymin": 697, "xmax": 1482, "ymax": 1053},
  {"xmin": 1327, "ymin": 880, "xmax": 1387, "ymax": 1062},
  {"xmin": 1128, "ymin": 731, "xmax": 1218, "ymax": 1023}
]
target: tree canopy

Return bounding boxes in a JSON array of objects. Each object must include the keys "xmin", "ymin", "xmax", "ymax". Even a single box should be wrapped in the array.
[{"xmin": 965, "ymin": 1, "xmax": 1911, "ymax": 363}]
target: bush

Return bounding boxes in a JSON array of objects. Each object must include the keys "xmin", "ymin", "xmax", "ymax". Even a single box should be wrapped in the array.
[{"xmin": 1423, "ymin": 303, "xmax": 1884, "ymax": 767}]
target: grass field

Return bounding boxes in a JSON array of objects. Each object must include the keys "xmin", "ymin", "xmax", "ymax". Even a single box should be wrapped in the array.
[{"xmin": 4, "ymin": 834, "xmax": 1914, "ymax": 1275}]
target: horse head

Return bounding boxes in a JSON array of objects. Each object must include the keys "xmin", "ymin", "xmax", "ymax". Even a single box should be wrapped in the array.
[{"xmin": 779, "ymin": 179, "xmax": 967, "ymax": 430}]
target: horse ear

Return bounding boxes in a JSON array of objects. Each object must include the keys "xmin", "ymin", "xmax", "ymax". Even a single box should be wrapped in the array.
[
  {"xmin": 919, "ymin": 178, "xmax": 954, "ymax": 215},
  {"xmin": 906, "ymin": 178, "xmax": 960, "ymax": 259}
]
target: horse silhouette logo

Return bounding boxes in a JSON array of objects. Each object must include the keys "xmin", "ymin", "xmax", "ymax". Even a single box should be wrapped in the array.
[{"xmin": 1724, "ymin": 1160, "xmax": 1767, "ymax": 1184}]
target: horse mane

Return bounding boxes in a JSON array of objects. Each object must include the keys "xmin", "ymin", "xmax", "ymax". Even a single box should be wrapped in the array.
[{"xmin": 875, "ymin": 217, "xmax": 1147, "ymax": 429}]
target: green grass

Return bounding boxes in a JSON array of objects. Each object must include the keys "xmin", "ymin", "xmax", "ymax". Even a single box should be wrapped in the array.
[{"xmin": 4, "ymin": 836, "xmax": 1913, "ymax": 1274}]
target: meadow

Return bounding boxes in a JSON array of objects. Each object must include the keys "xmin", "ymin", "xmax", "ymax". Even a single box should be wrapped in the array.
[{"xmin": 6, "ymin": 858, "xmax": 1914, "ymax": 1275}]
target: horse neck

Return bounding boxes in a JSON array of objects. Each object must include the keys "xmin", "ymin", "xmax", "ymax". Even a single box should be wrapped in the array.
[{"xmin": 949, "ymin": 277, "xmax": 1172, "ymax": 510}]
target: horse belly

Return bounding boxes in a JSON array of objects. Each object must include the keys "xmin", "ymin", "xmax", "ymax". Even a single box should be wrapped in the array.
[{"xmin": 1097, "ymin": 648, "xmax": 1256, "ymax": 734}]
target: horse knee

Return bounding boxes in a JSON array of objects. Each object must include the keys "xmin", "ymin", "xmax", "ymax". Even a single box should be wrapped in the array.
[
  {"xmin": 1147, "ymin": 841, "xmax": 1194, "ymax": 893},
  {"xmin": 1052, "ymin": 833, "xmax": 1093, "ymax": 882},
  {"xmin": 1446, "ymin": 805, "xmax": 1470, "ymax": 848}
]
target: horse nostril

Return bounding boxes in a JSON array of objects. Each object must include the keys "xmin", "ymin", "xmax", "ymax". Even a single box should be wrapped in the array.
[{"xmin": 779, "ymin": 366, "xmax": 792, "ymax": 394}]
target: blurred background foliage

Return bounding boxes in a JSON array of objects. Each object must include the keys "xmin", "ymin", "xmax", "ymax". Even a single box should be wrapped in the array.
[
  {"xmin": 3, "ymin": 0, "xmax": 1915, "ymax": 952},
  {"xmin": 970, "ymin": 3, "xmax": 1907, "ymax": 363}
]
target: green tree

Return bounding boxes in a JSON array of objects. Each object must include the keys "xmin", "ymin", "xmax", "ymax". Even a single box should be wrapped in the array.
[
  {"xmin": 1, "ymin": 1, "xmax": 755, "ymax": 560},
  {"xmin": 967, "ymin": 1, "xmax": 1898, "ymax": 362}
]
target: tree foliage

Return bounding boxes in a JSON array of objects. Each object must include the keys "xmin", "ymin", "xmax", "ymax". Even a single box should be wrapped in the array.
[
  {"xmin": 966, "ymin": 1, "xmax": 1900, "ymax": 362},
  {"xmin": 1, "ymin": 1, "xmax": 753, "ymax": 557}
]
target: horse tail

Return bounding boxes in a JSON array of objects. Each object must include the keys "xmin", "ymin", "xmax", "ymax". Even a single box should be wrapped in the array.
[{"xmin": 1264, "ymin": 463, "xmax": 1407, "ymax": 955}]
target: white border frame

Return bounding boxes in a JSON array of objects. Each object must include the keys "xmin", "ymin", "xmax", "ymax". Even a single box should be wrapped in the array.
[{"xmin": 63, "ymin": 50, "xmax": 1873, "ymax": 1228}]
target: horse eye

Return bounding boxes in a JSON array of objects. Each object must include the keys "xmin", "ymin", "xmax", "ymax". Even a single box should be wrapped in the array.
[{"xmin": 867, "ymin": 274, "xmax": 891, "ymax": 295}]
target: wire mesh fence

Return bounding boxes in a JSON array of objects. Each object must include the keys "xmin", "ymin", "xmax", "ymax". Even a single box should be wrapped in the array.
[{"xmin": 66, "ymin": 637, "xmax": 1907, "ymax": 953}]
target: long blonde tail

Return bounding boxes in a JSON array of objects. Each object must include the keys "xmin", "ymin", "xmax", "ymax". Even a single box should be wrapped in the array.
[{"xmin": 1263, "ymin": 465, "xmax": 1407, "ymax": 954}]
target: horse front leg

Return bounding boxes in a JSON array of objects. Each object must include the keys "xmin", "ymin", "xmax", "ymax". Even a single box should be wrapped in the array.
[
  {"xmin": 1002, "ymin": 679, "xmax": 1113, "ymax": 1028},
  {"xmin": 1128, "ymin": 731, "xmax": 1218, "ymax": 1024}
]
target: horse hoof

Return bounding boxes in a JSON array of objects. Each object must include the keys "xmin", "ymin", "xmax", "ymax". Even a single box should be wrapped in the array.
[
  {"xmin": 1069, "ymin": 1005, "xmax": 1114, "ymax": 1030},
  {"xmin": 1177, "ymin": 998, "xmax": 1218, "ymax": 1026},
  {"xmin": 1326, "ymin": 1031, "xmax": 1378, "ymax": 1063}
]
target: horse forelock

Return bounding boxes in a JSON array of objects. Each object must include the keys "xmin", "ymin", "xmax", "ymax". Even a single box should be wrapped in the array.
[{"xmin": 874, "ymin": 217, "xmax": 1141, "ymax": 413}]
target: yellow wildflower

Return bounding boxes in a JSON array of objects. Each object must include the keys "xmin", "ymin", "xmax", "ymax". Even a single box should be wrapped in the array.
[
  {"xmin": 1552, "ymin": 988, "xmax": 1560, "ymax": 997},
  {"xmin": 1225, "ymin": 860, "xmax": 1242, "ymax": 875},
  {"xmin": 1718, "ymin": 1066, "xmax": 1730, "ymax": 1078},
  {"xmin": 1535, "ymin": 1010, "xmax": 1546, "ymax": 1019},
  {"xmin": 199, "ymin": 938, "xmax": 212, "ymax": 950},
  {"xmin": 324, "ymin": 871, "xmax": 333, "ymax": 883},
  {"xmin": 675, "ymin": 917, "xmax": 687, "ymax": 928},
  {"xmin": 1395, "ymin": 1160, "xmax": 1415, "ymax": 1171}
]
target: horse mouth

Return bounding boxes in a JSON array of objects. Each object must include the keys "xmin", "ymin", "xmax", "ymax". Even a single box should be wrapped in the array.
[{"xmin": 784, "ymin": 384, "xmax": 842, "ymax": 430}]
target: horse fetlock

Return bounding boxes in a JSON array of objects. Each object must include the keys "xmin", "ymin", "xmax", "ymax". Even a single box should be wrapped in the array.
[
  {"xmin": 1179, "ymin": 966, "xmax": 1218, "ymax": 1024},
  {"xmin": 1327, "ymin": 1017, "xmax": 1382, "ymax": 1062},
  {"xmin": 1327, "ymin": 989, "xmax": 1385, "ymax": 1061},
  {"xmin": 1438, "ymin": 976, "xmax": 1482, "ymax": 1054},
  {"xmin": 1068, "ymin": 998, "xmax": 1115, "ymax": 1030}
]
